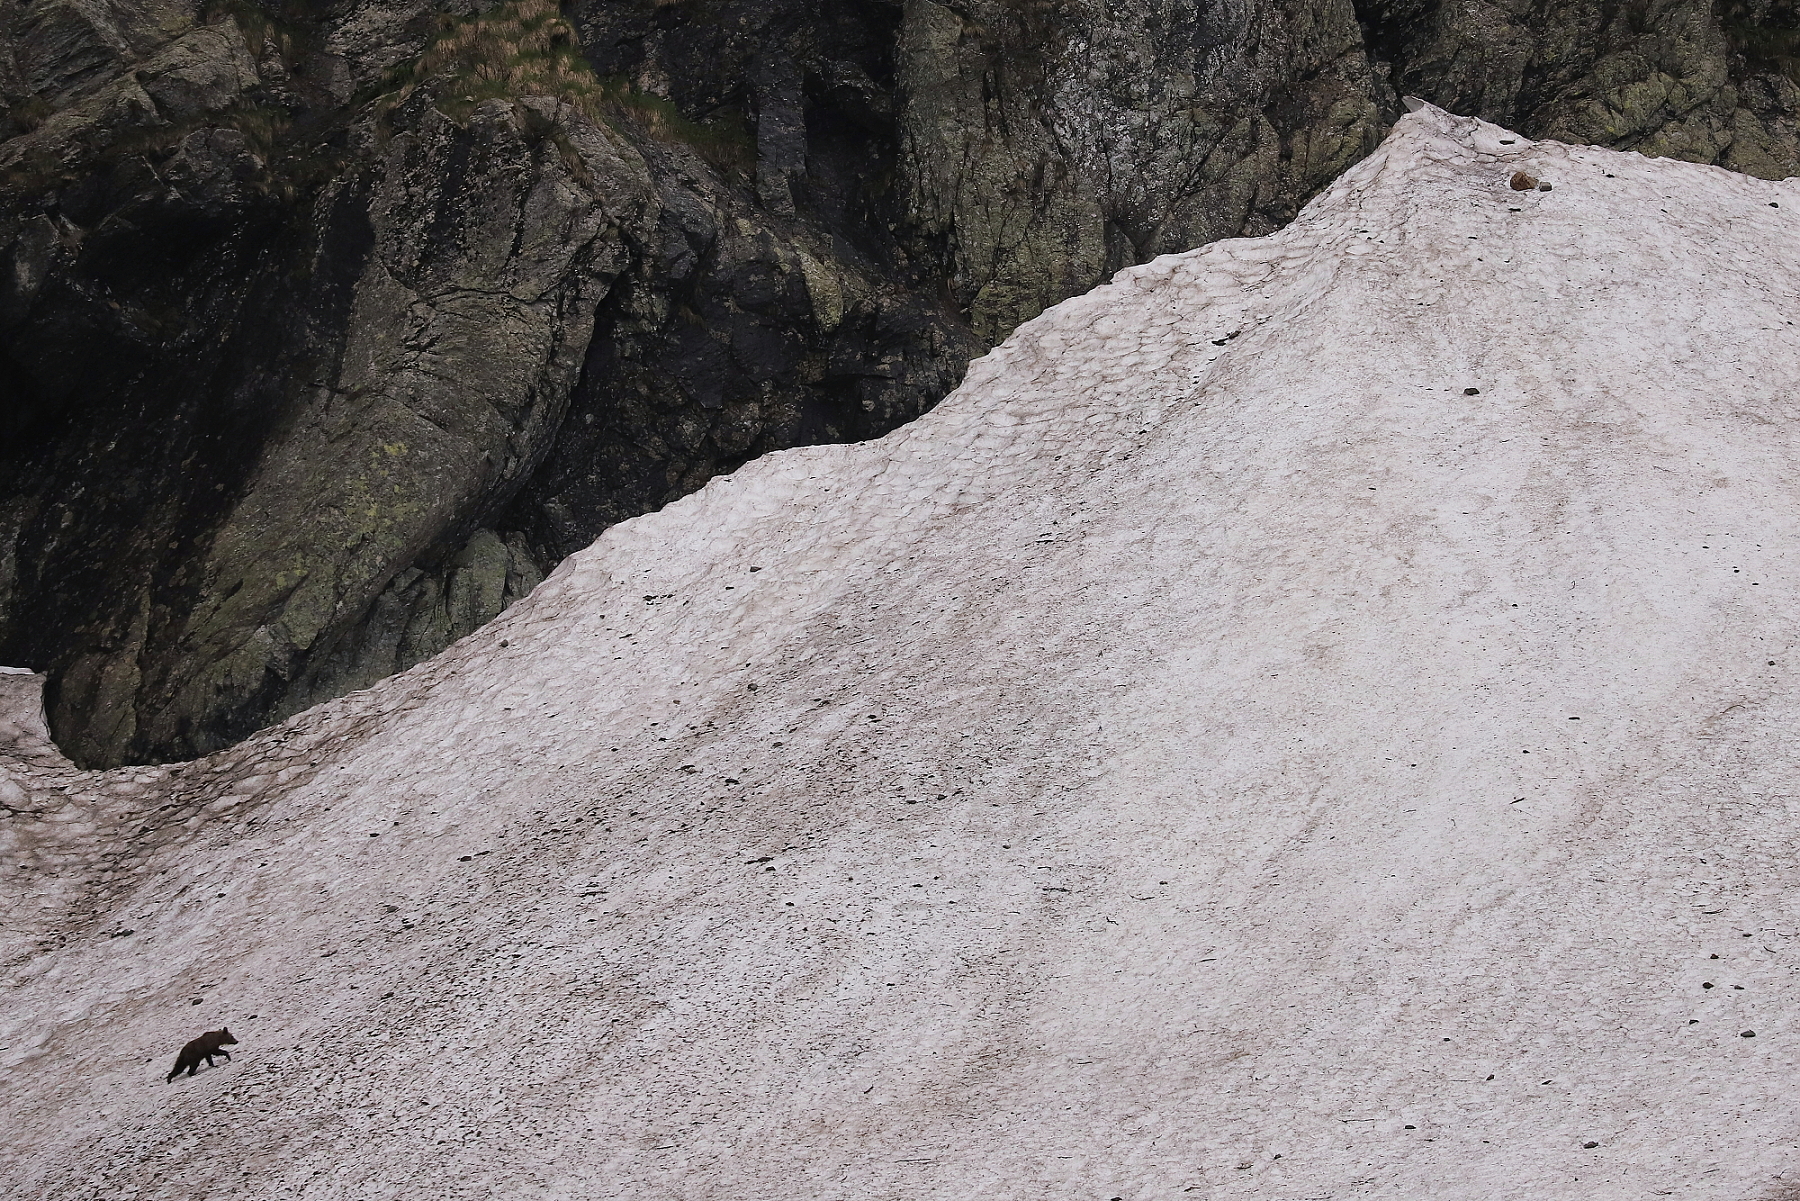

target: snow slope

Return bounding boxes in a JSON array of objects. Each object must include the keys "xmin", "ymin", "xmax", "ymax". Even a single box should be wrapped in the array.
[{"xmin": 5, "ymin": 104, "xmax": 1800, "ymax": 1200}]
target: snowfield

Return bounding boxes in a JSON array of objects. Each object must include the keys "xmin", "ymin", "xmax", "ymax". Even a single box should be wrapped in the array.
[{"xmin": 6, "ymin": 104, "xmax": 1800, "ymax": 1200}]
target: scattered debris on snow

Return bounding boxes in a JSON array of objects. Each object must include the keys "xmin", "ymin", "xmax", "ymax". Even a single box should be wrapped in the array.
[{"xmin": 4, "ymin": 103, "xmax": 1800, "ymax": 1200}]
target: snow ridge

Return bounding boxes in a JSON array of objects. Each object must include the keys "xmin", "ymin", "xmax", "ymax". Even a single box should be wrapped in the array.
[{"xmin": 5, "ymin": 104, "xmax": 1800, "ymax": 1200}]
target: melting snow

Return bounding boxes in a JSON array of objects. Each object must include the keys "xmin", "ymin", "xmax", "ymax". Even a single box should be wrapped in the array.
[{"xmin": 5, "ymin": 104, "xmax": 1800, "ymax": 1199}]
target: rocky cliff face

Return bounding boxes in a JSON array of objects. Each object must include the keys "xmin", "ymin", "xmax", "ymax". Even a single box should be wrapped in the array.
[
  {"xmin": 3, "ymin": 0, "xmax": 1798, "ymax": 767},
  {"xmin": 1363, "ymin": 0, "xmax": 1800, "ymax": 180}
]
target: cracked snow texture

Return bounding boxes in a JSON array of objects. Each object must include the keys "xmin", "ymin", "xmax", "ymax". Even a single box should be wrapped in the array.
[{"xmin": 4, "ymin": 105, "xmax": 1800, "ymax": 1200}]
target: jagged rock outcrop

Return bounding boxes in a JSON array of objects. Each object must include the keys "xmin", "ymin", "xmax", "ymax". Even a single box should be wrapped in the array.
[
  {"xmin": 0, "ymin": 0, "xmax": 973, "ymax": 766},
  {"xmin": 1359, "ymin": 0, "xmax": 1800, "ymax": 181},
  {"xmin": 895, "ymin": 0, "xmax": 1394, "ymax": 342},
  {"xmin": 2, "ymin": 0, "xmax": 1798, "ymax": 767}
]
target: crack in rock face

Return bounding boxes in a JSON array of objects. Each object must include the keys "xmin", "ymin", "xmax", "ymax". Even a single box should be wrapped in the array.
[{"xmin": 4, "ymin": 104, "xmax": 1800, "ymax": 1199}]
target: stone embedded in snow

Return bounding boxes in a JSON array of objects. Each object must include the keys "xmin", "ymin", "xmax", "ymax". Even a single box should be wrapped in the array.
[{"xmin": 4, "ymin": 103, "xmax": 1800, "ymax": 1199}]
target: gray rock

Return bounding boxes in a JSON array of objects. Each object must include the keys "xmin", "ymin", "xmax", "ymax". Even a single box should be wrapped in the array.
[
  {"xmin": 1360, "ymin": 0, "xmax": 1800, "ymax": 180},
  {"xmin": 895, "ymin": 0, "xmax": 1392, "ymax": 341}
]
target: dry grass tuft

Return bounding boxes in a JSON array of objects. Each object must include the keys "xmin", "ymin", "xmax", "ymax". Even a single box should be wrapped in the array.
[
  {"xmin": 378, "ymin": 0, "xmax": 752, "ymax": 171},
  {"xmin": 387, "ymin": 0, "xmax": 603, "ymax": 118}
]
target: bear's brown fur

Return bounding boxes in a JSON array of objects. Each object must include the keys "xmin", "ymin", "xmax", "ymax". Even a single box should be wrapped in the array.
[{"xmin": 165, "ymin": 1028, "xmax": 237, "ymax": 1082}]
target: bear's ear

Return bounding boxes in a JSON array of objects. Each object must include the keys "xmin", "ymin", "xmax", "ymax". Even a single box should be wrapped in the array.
[{"xmin": 220, "ymin": 1027, "xmax": 232, "ymax": 1037}]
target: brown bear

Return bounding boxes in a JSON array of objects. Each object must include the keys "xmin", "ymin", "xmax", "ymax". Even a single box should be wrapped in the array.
[{"xmin": 165, "ymin": 1029, "xmax": 237, "ymax": 1082}]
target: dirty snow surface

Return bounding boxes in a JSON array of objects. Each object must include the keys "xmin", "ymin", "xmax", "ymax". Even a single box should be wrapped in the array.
[{"xmin": 7, "ymin": 105, "xmax": 1800, "ymax": 1200}]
